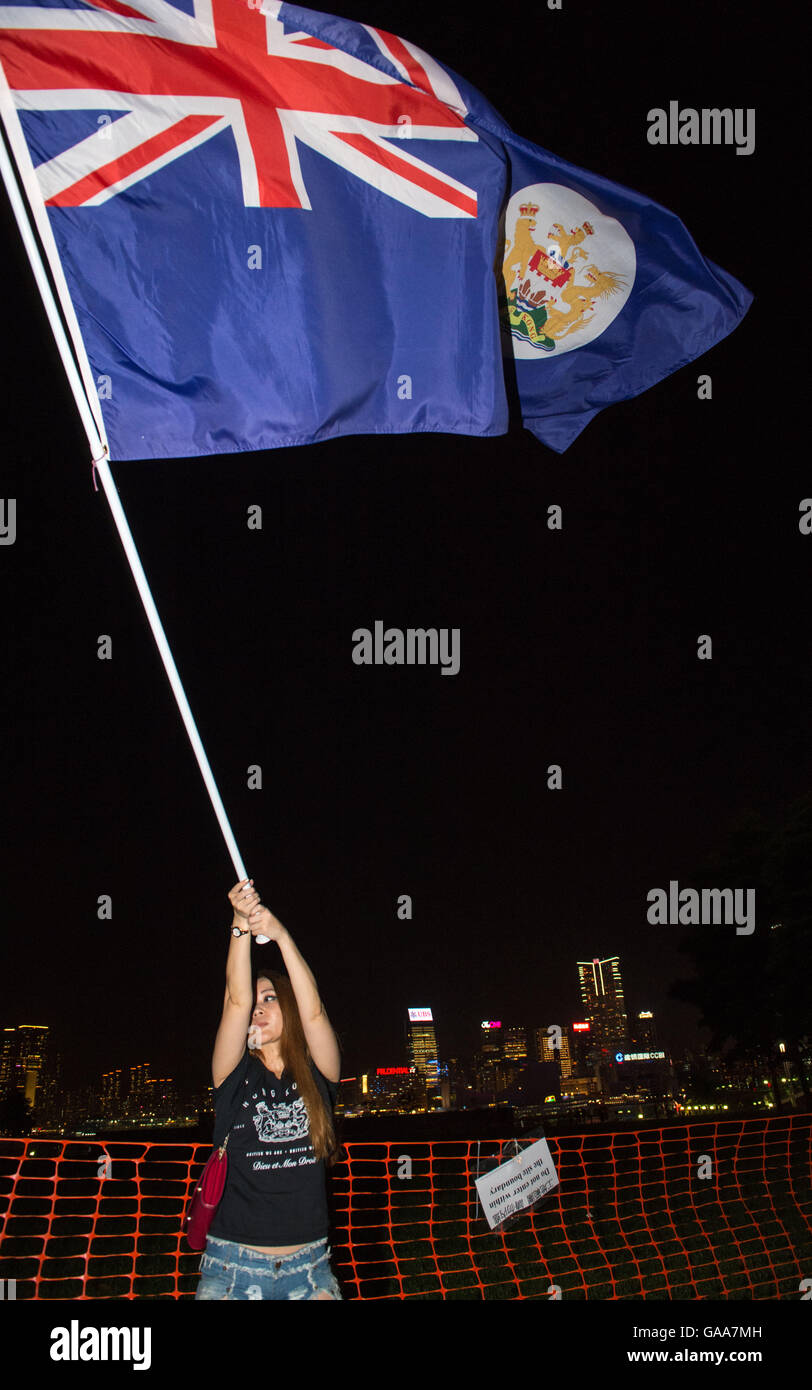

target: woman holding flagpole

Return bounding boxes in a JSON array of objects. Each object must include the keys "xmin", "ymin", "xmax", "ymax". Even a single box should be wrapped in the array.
[{"xmin": 194, "ymin": 879, "xmax": 343, "ymax": 1300}]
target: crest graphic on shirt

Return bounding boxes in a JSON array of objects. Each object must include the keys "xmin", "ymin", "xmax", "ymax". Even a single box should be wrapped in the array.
[
  {"xmin": 502, "ymin": 184, "xmax": 636, "ymax": 358},
  {"xmin": 252, "ymin": 1094, "xmax": 310, "ymax": 1143}
]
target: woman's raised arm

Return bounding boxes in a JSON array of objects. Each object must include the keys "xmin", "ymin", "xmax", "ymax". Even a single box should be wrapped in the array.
[
  {"xmin": 225, "ymin": 878, "xmax": 258, "ymax": 1005},
  {"xmin": 247, "ymin": 901, "xmax": 341, "ymax": 1084},
  {"xmin": 211, "ymin": 879, "xmax": 259, "ymax": 1088}
]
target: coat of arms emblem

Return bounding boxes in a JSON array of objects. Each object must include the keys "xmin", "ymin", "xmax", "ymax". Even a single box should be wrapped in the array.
[{"xmin": 502, "ymin": 184, "xmax": 636, "ymax": 358}]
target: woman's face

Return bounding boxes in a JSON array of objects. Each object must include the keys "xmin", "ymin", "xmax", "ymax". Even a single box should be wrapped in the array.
[{"xmin": 251, "ymin": 978, "xmax": 283, "ymax": 1047}]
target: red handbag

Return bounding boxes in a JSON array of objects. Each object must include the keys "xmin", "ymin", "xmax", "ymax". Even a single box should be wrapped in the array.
[{"xmin": 183, "ymin": 1133, "xmax": 231, "ymax": 1251}]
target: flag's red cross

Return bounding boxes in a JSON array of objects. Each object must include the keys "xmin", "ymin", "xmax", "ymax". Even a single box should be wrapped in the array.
[{"xmin": 0, "ymin": 0, "xmax": 477, "ymax": 214}]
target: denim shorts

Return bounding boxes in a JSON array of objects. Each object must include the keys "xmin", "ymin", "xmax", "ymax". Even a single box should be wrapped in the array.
[{"xmin": 194, "ymin": 1233, "xmax": 343, "ymax": 1301}]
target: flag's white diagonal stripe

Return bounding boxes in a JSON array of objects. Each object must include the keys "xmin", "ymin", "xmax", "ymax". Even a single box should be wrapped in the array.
[
  {"xmin": 35, "ymin": 107, "xmax": 174, "ymax": 201},
  {"xmin": 363, "ymin": 25, "xmax": 468, "ymax": 117},
  {"xmin": 16, "ymin": 89, "xmax": 259, "ymax": 204},
  {"xmin": 361, "ymin": 24, "xmax": 410, "ymax": 83},
  {"xmin": 342, "ymin": 128, "xmax": 477, "ymax": 202},
  {"xmin": 285, "ymin": 110, "xmax": 476, "ymax": 146},
  {"xmin": 283, "ymin": 112, "xmax": 477, "ymax": 200},
  {"xmin": 0, "ymin": 0, "xmax": 213, "ymax": 45},
  {"xmin": 281, "ymin": 110, "xmax": 475, "ymax": 218},
  {"xmin": 396, "ymin": 37, "xmax": 467, "ymax": 116},
  {"xmin": 13, "ymin": 88, "xmax": 148, "ymax": 112},
  {"xmin": 262, "ymin": 13, "xmax": 399, "ymax": 84},
  {"xmin": 81, "ymin": 115, "xmax": 230, "ymax": 205}
]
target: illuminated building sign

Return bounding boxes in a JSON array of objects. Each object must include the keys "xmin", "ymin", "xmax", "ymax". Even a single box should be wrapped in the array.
[
  {"xmin": 480, "ymin": 1020, "xmax": 502, "ymax": 1029},
  {"xmin": 615, "ymin": 1051, "xmax": 666, "ymax": 1063},
  {"xmin": 408, "ymin": 1008, "xmax": 433, "ymax": 1022},
  {"xmin": 377, "ymin": 1067, "xmax": 411, "ymax": 1075},
  {"xmin": 572, "ymin": 1022, "xmax": 590, "ymax": 1032}
]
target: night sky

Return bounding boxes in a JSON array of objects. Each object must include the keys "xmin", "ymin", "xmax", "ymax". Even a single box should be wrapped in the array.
[{"xmin": 1, "ymin": 1, "xmax": 805, "ymax": 1099}]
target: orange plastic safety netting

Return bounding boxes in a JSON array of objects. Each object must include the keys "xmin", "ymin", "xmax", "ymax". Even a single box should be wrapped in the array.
[{"xmin": 1, "ymin": 1115, "xmax": 810, "ymax": 1299}]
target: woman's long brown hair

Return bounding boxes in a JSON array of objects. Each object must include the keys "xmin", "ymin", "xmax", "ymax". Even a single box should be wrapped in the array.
[{"xmin": 252, "ymin": 970, "xmax": 339, "ymax": 1164}]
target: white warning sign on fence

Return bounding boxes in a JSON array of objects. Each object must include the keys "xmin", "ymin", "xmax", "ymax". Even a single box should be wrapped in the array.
[{"xmin": 475, "ymin": 1137, "xmax": 559, "ymax": 1229}]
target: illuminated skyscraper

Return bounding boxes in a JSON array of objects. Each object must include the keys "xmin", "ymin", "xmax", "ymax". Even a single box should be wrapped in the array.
[
  {"xmin": 2, "ymin": 1025, "xmax": 50, "ymax": 1108},
  {"xmin": 101, "ymin": 1069, "xmax": 123, "ymax": 1111},
  {"xmin": 478, "ymin": 1021, "xmax": 503, "ymax": 1060},
  {"xmin": 537, "ymin": 1026, "xmax": 573, "ymax": 1078},
  {"xmin": 17, "ymin": 1026, "xmax": 49, "ymax": 1108},
  {"xmin": 143, "ymin": 1076, "xmax": 176, "ymax": 1112},
  {"xmin": 0, "ymin": 1028, "xmax": 18, "ymax": 1094},
  {"xmin": 632, "ymin": 1011, "xmax": 657, "ymax": 1048},
  {"xmin": 502, "ymin": 1025, "xmax": 528, "ymax": 1062},
  {"xmin": 577, "ymin": 957, "xmax": 628, "ymax": 1047},
  {"xmin": 406, "ymin": 1008, "xmax": 439, "ymax": 1085},
  {"xmin": 129, "ymin": 1062, "xmax": 151, "ymax": 1099}
]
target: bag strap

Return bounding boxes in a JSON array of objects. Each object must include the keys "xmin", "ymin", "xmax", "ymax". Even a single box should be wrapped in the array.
[{"xmin": 214, "ymin": 1050, "xmax": 258, "ymax": 1150}]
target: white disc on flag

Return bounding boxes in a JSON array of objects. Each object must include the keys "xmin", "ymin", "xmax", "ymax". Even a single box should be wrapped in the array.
[{"xmin": 502, "ymin": 183, "xmax": 636, "ymax": 360}]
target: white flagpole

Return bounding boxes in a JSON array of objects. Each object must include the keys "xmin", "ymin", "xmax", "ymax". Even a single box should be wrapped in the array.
[
  {"xmin": 92, "ymin": 458, "xmax": 253, "ymax": 886},
  {"xmin": 0, "ymin": 127, "xmax": 269, "ymax": 940}
]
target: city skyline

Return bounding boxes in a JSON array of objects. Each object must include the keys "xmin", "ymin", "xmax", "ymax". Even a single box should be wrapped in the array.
[
  {"xmin": 4, "ymin": 998, "xmax": 800, "ymax": 1138},
  {"xmin": 0, "ymin": 938, "xmax": 783, "ymax": 1113},
  {"xmin": 1, "ymin": 941, "xmax": 697, "ymax": 1097}
]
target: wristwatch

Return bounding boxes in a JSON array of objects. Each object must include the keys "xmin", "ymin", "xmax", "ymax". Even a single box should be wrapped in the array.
[{"xmin": 232, "ymin": 924, "xmax": 249, "ymax": 937}]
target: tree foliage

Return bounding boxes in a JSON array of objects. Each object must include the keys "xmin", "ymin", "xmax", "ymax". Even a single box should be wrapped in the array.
[{"xmin": 669, "ymin": 795, "xmax": 812, "ymax": 1078}]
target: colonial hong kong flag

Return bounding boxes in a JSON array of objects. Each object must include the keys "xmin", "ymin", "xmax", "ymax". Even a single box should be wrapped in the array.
[{"xmin": 0, "ymin": 0, "xmax": 752, "ymax": 458}]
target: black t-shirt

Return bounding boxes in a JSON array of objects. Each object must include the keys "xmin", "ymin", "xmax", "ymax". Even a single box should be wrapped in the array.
[{"xmin": 208, "ymin": 1049, "xmax": 338, "ymax": 1247}]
